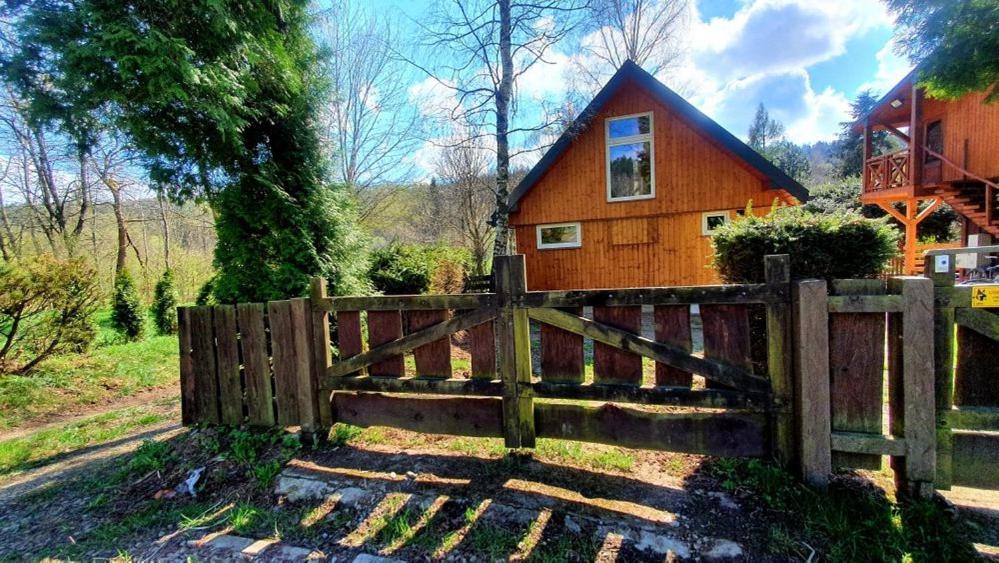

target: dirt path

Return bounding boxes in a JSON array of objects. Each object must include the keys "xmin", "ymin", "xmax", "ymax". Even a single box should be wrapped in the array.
[{"xmin": 0, "ymin": 386, "xmax": 179, "ymax": 442}]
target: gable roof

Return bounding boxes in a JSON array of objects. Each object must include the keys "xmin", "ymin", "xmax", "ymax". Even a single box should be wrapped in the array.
[{"xmin": 509, "ymin": 60, "xmax": 809, "ymax": 210}]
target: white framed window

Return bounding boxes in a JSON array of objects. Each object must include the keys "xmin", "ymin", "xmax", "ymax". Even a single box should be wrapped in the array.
[
  {"xmin": 702, "ymin": 211, "xmax": 730, "ymax": 236},
  {"xmin": 536, "ymin": 222, "xmax": 581, "ymax": 249},
  {"xmin": 606, "ymin": 112, "xmax": 655, "ymax": 202}
]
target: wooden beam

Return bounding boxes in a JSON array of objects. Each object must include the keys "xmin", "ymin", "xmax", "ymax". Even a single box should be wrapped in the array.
[
  {"xmin": 827, "ymin": 295, "xmax": 904, "ymax": 313},
  {"xmin": 793, "ymin": 280, "xmax": 832, "ymax": 487},
  {"xmin": 521, "ymin": 283, "xmax": 785, "ymax": 308},
  {"xmin": 526, "ymin": 307, "xmax": 771, "ymax": 393},
  {"xmin": 910, "ymin": 85, "xmax": 924, "ymax": 188},
  {"xmin": 326, "ymin": 375, "xmax": 504, "ymax": 397},
  {"xmin": 831, "ymin": 432, "xmax": 907, "ymax": 456},
  {"xmin": 531, "ymin": 381, "xmax": 768, "ymax": 410},
  {"xmin": 947, "ymin": 406, "xmax": 999, "ymax": 431},
  {"xmin": 325, "ymin": 293, "xmax": 496, "ymax": 312},
  {"xmin": 880, "ymin": 122, "xmax": 911, "ymax": 144},
  {"xmin": 955, "ymin": 308, "xmax": 999, "ymax": 342},
  {"xmin": 914, "ymin": 198, "xmax": 942, "ymax": 223},
  {"xmin": 332, "ymin": 392, "xmax": 505, "ymax": 438},
  {"xmin": 327, "ymin": 307, "xmax": 498, "ymax": 378},
  {"xmin": 876, "ymin": 201, "xmax": 908, "ymax": 224},
  {"xmin": 534, "ymin": 402, "xmax": 768, "ymax": 457}
]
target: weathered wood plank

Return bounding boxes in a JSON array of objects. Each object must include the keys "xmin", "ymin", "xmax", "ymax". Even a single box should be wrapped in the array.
[
  {"xmin": 950, "ymin": 430, "xmax": 999, "ymax": 489},
  {"xmin": 311, "ymin": 281, "xmax": 334, "ymax": 430},
  {"xmin": 213, "ymin": 305, "xmax": 243, "ymax": 426},
  {"xmin": 534, "ymin": 402, "xmax": 767, "ymax": 457},
  {"xmin": 532, "ymin": 381, "xmax": 766, "ymax": 409},
  {"xmin": 700, "ymin": 304, "xmax": 753, "ymax": 390},
  {"xmin": 468, "ymin": 321, "xmax": 496, "ymax": 380},
  {"xmin": 793, "ymin": 280, "xmax": 832, "ymax": 487},
  {"xmin": 540, "ymin": 307, "xmax": 585, "ymax": 383},
  {"xmin": 525, "ymin": 308, "xmax": 771, "ymax": 393},
  {"xmin": 955, "ymin": 307, "xmax": 999, "ymax": 342},
  {"xmin": 891, "ymin": 276, "xmax": 936, "ymax": 497},
  {"xmin": 826, "ymin": 295, "xmax": 903, "ymax": 313},
  {"xmin": 934, "ymin": 286, "xmax": 971, "ymax": 308},
  {"xmin": 765, "ymin": 255, "xmax": 793, "ymax": 467},
  {"xmin": 329, "ymin": 308, "xmax": 497, "ymax": 378},
  {"xmin": 407, "ymin": 309, "xmax": 453, "ymax": 378},
  {"xmin": 328, "ymin": 293, "xmax": 495, "ymax": 312},
  {"xmin": 592, "ymin": 306, "xmax": 644, "ymax": 385},
  {"xmin": 927, "ymin": 257, "xmax": 956, "ymax": 489},
  {"xmin": 290, "ymin": 298, "xmax": 318, "ymax": 435},
  {"xmin": 947, "ymin": 406, "xmax": 999, "ymax": 431},
  {"xmin": 178, "ymin": 307, "xmax": 195, "ymax": 425},
  {"xmin": 831, "ymin": 432, "xmax": 907, "ymax": 456},
  {"xmin": 189, "ymin": 306, "xmax": 219, "ymax": 425},
  {"xmin": 329, "ymin": 375, "xmax": 503, "ymax": 396},
  {"xmin": 332, "ymin": 393, "xmax": 504, "ymax": 438},
  {"xmin": 829, "ymin": 279, "xmax": 885, "ymax": 470},
  {"xmin": 367, "ymin": 310, "xmax": 405, "ymax": 377},
  {"xmin": 335, "ymin": 311, "xmax": 363, "ymax": 367},
  {"xmin": 521, "ymin": 283, "xmax": 785, "ymax": 308},
  {"xmin": 955, "ymin": 321, "xmax": 999, "ymax": 408},
  {"xmin": 495, "ymin": 255, "xmax": 534, "ymax": 448},
  {"xmin": 268, "ymin": 300, "xmax": 300, "ymax": 426},
  {"xmin": 237, "ymin": 303, "xmax": 274, "ymax": 427},
  {"xmin": 653, "ymin": 305, "xmax": 692, "ymax": 386}
]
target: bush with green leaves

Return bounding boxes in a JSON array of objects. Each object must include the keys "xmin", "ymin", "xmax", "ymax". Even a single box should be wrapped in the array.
[
  {"xmin": 368, "ymin": 244, "xmax": 472, "ymax": 295},
  {"xmin": 111, "ymin": 270, "xmax": 144, "ymax": 341},
  {"xmin": 151, "ymin": 269, "xmax": 179, "ymax": 335},
  {"xmin": 711, "ymin": 206, "xmax": 900, "ymax": 283},
  {"xmin": 0, "ymin": 255, "xmax": 100, "ymax": 374}
]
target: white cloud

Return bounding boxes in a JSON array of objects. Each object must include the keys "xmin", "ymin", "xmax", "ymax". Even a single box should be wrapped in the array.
[{"xmin": 858, "ymin": 39, "xmax": 912, "ymax": 96}]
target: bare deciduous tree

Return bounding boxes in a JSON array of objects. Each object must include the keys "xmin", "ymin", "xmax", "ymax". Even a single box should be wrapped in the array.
[
  {"xmin": 414, "ymin": 0, "xmax": 587, "ymax": 257},
  {"xmin": 572, "ymin": 0, "xmax": 689, "ymax": 94},
  {"xmin": 315, "ymin": 1, "xmax": 423, "ymax": 221},
  {"xmin": 431, "ymin": 136, "xmax": 495, "ymax": 275}
]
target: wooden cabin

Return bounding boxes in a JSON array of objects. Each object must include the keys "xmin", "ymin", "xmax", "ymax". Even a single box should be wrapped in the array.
[
  {"xmin": 856, "ymin": 70, "xmax": 999, "ymax": 274},
  {"xmin": 507, "ymin": 61, "xmax": 809, "ymax": 291}
]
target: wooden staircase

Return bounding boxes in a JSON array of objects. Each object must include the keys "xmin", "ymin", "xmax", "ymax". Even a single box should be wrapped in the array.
[{"xmin": 933, "ymin": 180, "xmax": 999, "ymax": 237}]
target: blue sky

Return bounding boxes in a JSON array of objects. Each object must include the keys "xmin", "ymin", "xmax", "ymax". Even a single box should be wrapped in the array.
[{"xmin": 363, "ymin": 0, "xmax": 912, "ymax": 176}]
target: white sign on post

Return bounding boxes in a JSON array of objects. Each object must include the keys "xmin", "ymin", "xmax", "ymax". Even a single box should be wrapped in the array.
[{"xmin": 934, "ymin": 254, "xmax": 950, "ymax": 273}]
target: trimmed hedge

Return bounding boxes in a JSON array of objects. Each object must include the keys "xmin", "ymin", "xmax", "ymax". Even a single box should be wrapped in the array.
[
  {"xmin": 711, "ymin": 206, "xmax": 900, "ymax": 283},
  {"xmin": 368, "ymin": 244, "xmax": 471, "ymax": 295}
]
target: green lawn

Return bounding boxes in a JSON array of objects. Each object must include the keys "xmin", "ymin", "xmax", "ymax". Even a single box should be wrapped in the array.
[{"xmin": 0, "ymin": 310, "xmax": 179, "ymax": 431}]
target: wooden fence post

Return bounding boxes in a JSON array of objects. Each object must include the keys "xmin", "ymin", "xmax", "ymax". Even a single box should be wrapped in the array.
[
  {"xmin": 290, "ymin": 298, "xmax": 320, "ymax": 443},
  {"xmin": 495, "ymin": 255, "xmax": 534, "ymax": 449},
  {"xmin": 925, "ymin": 255, "xmax": 954, "ymax": 489},
  {"xmin": 178, "ymin": 307, "xmax": 195, "ymax": 425},
  {"xmin": 764, "ymin": 254, "xmax": 793, "ymax": 467},
  {"xmin": 889, "ymin": 276, "xmax": 936, "ymax": 498},
  {"xmin": 792, "ymin": 279, "xmax": 831, "ymax": 487},
  {"xmin": 310, "ymin": 279, "xmax": 334, "ymax": 438}
]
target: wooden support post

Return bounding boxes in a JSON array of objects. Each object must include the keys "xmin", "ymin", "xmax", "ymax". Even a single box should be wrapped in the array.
[
  {"xmin": 925, "ymin": 255, "xmax": 955, "ymax": 489},
  {"xmin": 862, "ymin": 118, "xmax": 872, "ymax": 193},
  {"xmin": 765, "ymin": 255, "xmax": 793, "ymax": 467},
  {"xmin": 495, "ymin": 255, "xmax": 534, "ymax": 449},
  {"xmin": 290, "ymin": 298, "xmax": 319, "ymax": 442},
  {"xmin": 889, "ymin": 276, "xmax": 936, "ymax": 498},
  {"xmin": 910, "ymin": 85, "xmax": 924, "ymax": 189},
  {"xmin": 792, "ymin": 279, "xmax": 831, "ymax": 487},
  {"xmin": 310, "ymin": 278, "xmax": 334, "ymax": 439}
]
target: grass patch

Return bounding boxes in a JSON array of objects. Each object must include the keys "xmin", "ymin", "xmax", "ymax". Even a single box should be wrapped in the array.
[
  {"xmin": 0, "ymin": 401, "xmax": 174, "ymax": 477},
  {"xmin": 535, "ymin": 439, "xmax": 634, "ymax": 472},
  {"xmin": 0, "ymin": 309, "xmax": 178, "ymax": 431},
  {"xmin": 709, "ymin": 458, "xmax": 978, "ymax": 562}
]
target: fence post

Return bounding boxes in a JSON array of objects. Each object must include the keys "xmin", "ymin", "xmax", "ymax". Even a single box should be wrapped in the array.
[
  {"xmin": 494, "ymin": 255, "xmax": 534, "ymax": 449},
  {"xmin": 924, "ymin": 255, "xmax": 955, "ymax": 489},
  {"xmin": 765, "ymin": 255, "xmax": 793, "ymax": 467},
  {"xmin": 889, "ymin": 276, "xmax": 936, "ymax": 498},
  {"xmin": 310, "ymin": 278, "xmax": 334, "ymax": 440},
  {"xmin": 792, "ymin": 279, "xmax": 831, "ymax": 487}
]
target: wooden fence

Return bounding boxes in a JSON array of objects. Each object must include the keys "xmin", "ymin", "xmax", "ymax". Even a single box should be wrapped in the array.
[{"xmin": 179, "ymin": 254, "xmax": 945, "ymax": 496}]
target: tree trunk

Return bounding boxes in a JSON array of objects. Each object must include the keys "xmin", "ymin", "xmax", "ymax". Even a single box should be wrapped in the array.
[
  {"xmin": 109, "ymin": 182, "xmax": 128, "ymax": 276},
  {"xmin": 491, "ymin": 0, "xmax": 514, "ymax": 257},
  {"xmin": 158, "ymin": 194, "xmax": 171, "ymax": 270}
]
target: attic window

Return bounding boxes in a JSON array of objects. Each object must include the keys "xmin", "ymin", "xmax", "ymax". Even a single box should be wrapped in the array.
[
  {"xmin": 702, "ymin": 211, "xmax": 730, "ymax": 235},
  {"xmin": 537, "ymin": 222, "xmax": 581, "ymax": 250},
  {"xmin": 606, "ymin": 112, "xmax": 654, "ymax": 201}
]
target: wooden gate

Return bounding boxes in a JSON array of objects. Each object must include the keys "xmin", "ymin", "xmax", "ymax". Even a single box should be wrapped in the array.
[
  {"xmin": 926, "ymin": 248, "xmax": 999, "ymax": 490},
  {"xmin": 311, "ymin": 255, "xmax": 791, "ymax": 460}
]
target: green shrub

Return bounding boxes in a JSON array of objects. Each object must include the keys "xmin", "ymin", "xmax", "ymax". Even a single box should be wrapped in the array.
[
  {"xmin": 368, "ymin": 244, "xmax": 472, "ymax": 295},
  {"xmin": 195, "ymin": 276, "xmax": 217, "ymax": 306},
  {"xmin": 0, "ymin": 255, "xmax": 100, "ymax": 374},
  {"xmin": 711, "ymin": 206, "xmax": 900, "ymax": 282},
  {"xmin": 150, "ymin": 269, "xmax": 178, "ymax": 335},
  {"xmin": 111, "ymin": 270, "xmax": 144, "ymax": 341}
]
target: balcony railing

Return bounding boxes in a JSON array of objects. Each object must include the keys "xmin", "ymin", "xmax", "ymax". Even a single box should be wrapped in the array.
[{"xmin": 864, "ymin": 150, "xmax": 910, "ymax": 194}]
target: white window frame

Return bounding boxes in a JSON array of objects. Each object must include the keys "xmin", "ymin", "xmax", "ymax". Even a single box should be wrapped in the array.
[
  {"xmin": 605, "ymin": 111, "xmax": 655, "ymax": 202},
  {"xmin": 536, "ymin": 222, "xmax": 582, "ymax": 250},
  {"xmin": 701, "ymin": 211, "xmax": 731, "ymax": 236}
]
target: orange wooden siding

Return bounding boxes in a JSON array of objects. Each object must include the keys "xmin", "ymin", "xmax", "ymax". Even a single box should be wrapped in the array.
[
  {"xmin": 509, "ymin": 77, "xmax": 788, "ymax": 291},
  {"xmin": 923, "ymin": 92, "xmax": 999, "ymax": 182}
]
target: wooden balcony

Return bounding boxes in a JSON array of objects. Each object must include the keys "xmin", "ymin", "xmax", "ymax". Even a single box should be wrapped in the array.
[{"xmin": 863, "ymin": 150, "xmax": 910, "ymax": 198}]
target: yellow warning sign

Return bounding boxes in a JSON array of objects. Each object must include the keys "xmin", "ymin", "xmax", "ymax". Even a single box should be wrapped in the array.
[{"xmin": 971, "ymin": 286, "xmax": 999, "ymax": 308}]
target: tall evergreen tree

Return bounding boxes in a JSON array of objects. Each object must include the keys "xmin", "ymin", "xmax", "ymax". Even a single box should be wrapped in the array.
[
  {"xmin": 2, "ymin": 0, "xmax": 368, "ymax": 302},
  {"xmin": 747, "ymin": 104, "xmax": 810, "ymax": 184},
  {"xmin": 747, "ymin": 104, "xmax": 785, "ymax": 153},
  {"xmin": 835, "ymin": 90, "xmax": 894, "ymax": 178},
  {"xmin": 887, "ymin": 0, "xmax": 999, "ymax": 102}
]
